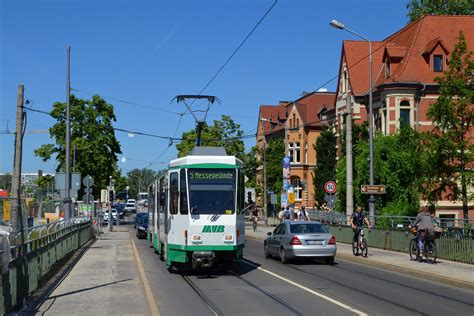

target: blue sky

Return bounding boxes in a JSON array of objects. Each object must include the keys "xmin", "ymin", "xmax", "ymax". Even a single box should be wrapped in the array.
[{"xmin": 1, "ymin": 0, "xmax": 408, "ymax": 175}]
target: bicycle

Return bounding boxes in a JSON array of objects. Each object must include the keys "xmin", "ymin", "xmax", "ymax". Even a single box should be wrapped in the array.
[
  {"xmin": 352, "ymin": 227, "xmax": 368, "ymax": 257},
  {"xmin": 408, "ymin": 227, "xmax": 437, "ymax": 264}
]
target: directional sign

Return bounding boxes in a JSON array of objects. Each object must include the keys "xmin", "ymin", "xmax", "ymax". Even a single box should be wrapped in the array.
[
  {"xmin": 324, "ymin": 181, "xmax": 337, "ymax": 194},
  {"xmin": 361, "ymin": 185, "xmax": 386, "ymax": 194}
]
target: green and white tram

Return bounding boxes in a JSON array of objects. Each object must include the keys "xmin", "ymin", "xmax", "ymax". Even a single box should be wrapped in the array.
[{"xmin": 147, "ymin": 147, "xmax": 245, "ymax": 270}]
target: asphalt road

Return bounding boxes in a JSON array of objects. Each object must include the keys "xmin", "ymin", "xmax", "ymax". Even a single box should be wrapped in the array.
[{"xmin": 131, "ymin": 226, "xmax": 474, "ymax": 316}]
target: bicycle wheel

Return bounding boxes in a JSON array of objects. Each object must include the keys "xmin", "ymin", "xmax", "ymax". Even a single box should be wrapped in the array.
[
  {"xmin": 409, "ymin": 238, "xmax": 418, "ymax": 260},
  {"xmin": 426, "ymin": 241, "xmax": 437, "ymax": 264},
  {"xmin": 361, "ymin": 238, "xmax": 368, "ymax": 257},
  {"xmin": 352, "ymin": 238, "xmax": 359, "ymax": 256}
]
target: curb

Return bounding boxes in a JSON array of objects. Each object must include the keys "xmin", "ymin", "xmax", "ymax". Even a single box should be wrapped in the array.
[{"xmin": 246, "ymin": 235, "xmax": 474, "ymax": 291}]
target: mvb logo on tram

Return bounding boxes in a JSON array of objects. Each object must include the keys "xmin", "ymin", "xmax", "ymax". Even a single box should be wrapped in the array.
[{"xmin": 202, "ymin": 225, "xmax": 225, "ymax": 233}]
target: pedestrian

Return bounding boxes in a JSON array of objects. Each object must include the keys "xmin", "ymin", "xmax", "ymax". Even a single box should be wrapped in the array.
[
  {"xmin": 298, "ymin": 206, "xmax": 309, "ymax": 221},
  {"xmin": 278, "ymin": 207, "xmax": 284, "ymax": 223},
  {"xmin": 283, "ymin": 206, "xmax": 292, "ymax": 221}
]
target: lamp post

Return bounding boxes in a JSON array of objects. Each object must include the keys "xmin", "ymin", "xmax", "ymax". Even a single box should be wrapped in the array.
[
  {"xmin": 330, "ymin": 19, "xmax": 375, "ymax": 225},
  {"xmin": 258, "ymin": 118, "xmax": 269, "ymax": 227}
]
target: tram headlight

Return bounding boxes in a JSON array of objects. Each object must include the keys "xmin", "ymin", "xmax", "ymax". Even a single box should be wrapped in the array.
[
  {"xmin": 191, "ymin": 234, "xmax": 202, "ymax": 243},
  {"xmin": 224, "ymin": 234, "xmax": 233, "ymax": 242}
]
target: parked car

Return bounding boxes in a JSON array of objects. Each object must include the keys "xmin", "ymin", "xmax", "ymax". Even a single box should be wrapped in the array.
[
  {"xmin": 103, "ymin": 209, "xmax": 118, "ymax": 222},
  {"xmin": 124, "ymin": 202, "xmax": 136, "ymax": 213},
  {"xmin": 264, "ymin": 221, "xmax": 336, "ymax": 264},
  {"xmin": 134, "ymin": 212, "xmax": 148, "ymax": 229},
  {"xmin": 136, "ymin": 214, "xmax": 149, "ymax": 239}
]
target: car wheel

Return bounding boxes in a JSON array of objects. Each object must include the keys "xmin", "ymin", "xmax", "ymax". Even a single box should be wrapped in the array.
[
  {"xmin": 325, "ymin": 256, "xmax": 335, "ymax": 265},
  {"xmin": 280, "ymin": 247, "xmax": 288, "ymax": 264},
  {"xmin": 264, "ymin": 242, "xmax": 271, "ymax": 259}
]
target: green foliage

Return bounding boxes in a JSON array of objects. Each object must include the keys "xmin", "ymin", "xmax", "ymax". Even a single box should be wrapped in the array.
[
  {"xmin": 424, "ymin": 32, "xmax": 474, "ymax": 218},
  {"xmin": 243, "ymin": 146, "xmax": 259, "ymax": 190},
  {"xmin": 34, "ymin": 95, "xmax": 122, "ymax": 197},
  {"xmin": 406, "ymin": 0, "xmax": 473, "ymax": 22},
  {"xmin": 313, "ymin": 128, "xmax": 337, "ymax": 205},
  {"xmin": 126, "ymin": 168, "xmax": 159, "ymax": 198},
  {"xmin": 34, "ymin": 174, "xmax": 54, "ymax": 193},
  {"xmin": 0, "ymin": 173, "xmax": 12, "ymax": 191},
  {"xmin": 261, "ymin": 139, "xmax": 285, "ymax": 210},
  {"xmin": 176, "ymin": 115, "xmax": 245, "ymax": 160}
]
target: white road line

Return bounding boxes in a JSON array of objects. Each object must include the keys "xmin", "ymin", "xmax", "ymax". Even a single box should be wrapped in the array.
[
  {"xmin": 130, "ymin": 237, "xmax": 161, "ymax": 316},
  {"xmin": 244, "ymin": 260, "xmax": 368, "ymax": 316}
]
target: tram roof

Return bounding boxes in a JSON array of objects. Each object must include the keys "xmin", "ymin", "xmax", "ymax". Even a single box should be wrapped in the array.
[{"xmin": 169, "ymin": 147, "xmax": 243, "ymax": 169}]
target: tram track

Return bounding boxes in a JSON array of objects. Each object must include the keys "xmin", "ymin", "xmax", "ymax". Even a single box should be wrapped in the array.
[{"xmin": 179, "ymin": 264, "xmax": 303, "ymax": 316}]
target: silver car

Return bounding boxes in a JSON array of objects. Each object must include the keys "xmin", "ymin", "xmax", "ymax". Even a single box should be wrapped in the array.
[{"xmin": 264, "ymin": 221, "xmax": 337, "ymax": 264}]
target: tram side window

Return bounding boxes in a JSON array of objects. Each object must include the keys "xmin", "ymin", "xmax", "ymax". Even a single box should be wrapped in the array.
[
  {"xmin": 238, "ymin": 169, "xmax": 244, "ymax": 213},
  {"xmin": 170, "ymin": 172, "xmax": 179, "ymax": 215},
  {"xmin": 180, "ymin": 169, "xmax": 188, "ymax": 214}
]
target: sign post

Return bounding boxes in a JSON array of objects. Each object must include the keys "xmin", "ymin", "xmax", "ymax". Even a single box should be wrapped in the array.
[{"xmin": 324, "ymin": 181, "xmax": 337, "ymax": 210}]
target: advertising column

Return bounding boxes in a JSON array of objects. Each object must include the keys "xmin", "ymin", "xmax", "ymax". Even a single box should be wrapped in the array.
[{"xmin": 281, "ymin": 156, "xmax": 291, "ymax": 208}]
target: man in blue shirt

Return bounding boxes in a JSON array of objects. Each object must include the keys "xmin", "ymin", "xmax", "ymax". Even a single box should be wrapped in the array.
[{"xmin": 350, "ymin": 206, "xmax": 371, "ymax": 246}]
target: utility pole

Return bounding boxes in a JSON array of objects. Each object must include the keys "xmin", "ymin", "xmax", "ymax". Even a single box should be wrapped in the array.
[
  {"xmin": 12, "ymin": 85, "xmax": 26, "ymax": 234},
  {"xmin": 108, "ymin": 176, "xmax": 113, "ymax": 232},
  {"xmin": 263, "ymin": 142, "xmax": 268, "ymax": 227},
  {"xmin": 345, "ymin": 95, "xmax": 354, "ymax": 219},
  {"xmin": 64, "ymin": 46, "xmax": 72, "ymax": 219}
]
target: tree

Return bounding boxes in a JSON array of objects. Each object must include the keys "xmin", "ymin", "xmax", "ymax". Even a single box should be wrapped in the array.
[
  {"xmin": 126, "ymin": 168, "xmax": 158, "ymax": 198},
  {"xmin": 424, "ymin": 32, "xmax": 474, "ymax": 220},
  {"xmin": 243, "ymin": 146, "xmax": 260, "ymax": 190},
  {"xmin": 35, "ymin": 95, "xmax": 122, "ymax": 197},
  {"xmin": 406, "ymin": 0, "xmax": 473, "ymax": 22},
  {"xmin": 176, "ymin": 115, "xmax": 245, "ymax": 160},
  {"xmin": 313, "ymin": 128, "xmax": 337, "ymax": 205},
  {"xmin": 262, "ymin": 139, "xmax": 285, "ymax": 210},
  {"xmin": 0, "ymin": 173, "xmax": 12, "ymax": 191}
]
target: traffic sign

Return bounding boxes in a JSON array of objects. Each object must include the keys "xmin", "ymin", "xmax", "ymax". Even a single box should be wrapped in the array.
[
  {"xmin": 361, "ymin": 185, "xmax": 386, "ymax": 194},
  {"xmin": 288, "ymin": 192, "xmax": 295, "ymax": 204},
  {"xmin": 82, "ymin": 194, "xmax": 94, "ymax": 204},
  {"xmin": 83, "ymin": 175, "xmax": 94, "ymax": 187},
  {"xmin": 324, "ymin": 181, "xmax": 337, "ymax": 194}
]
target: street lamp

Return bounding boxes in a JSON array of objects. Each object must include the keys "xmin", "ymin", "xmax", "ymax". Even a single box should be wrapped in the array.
[{"xmin": 330, "ymin": 19, "xmax": 375, "ymax": 225}]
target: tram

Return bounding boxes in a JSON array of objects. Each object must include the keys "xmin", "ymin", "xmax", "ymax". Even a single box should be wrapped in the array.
[{"xmin": 147, "ymin": 147, "xmax": 245, "ymax": 270}]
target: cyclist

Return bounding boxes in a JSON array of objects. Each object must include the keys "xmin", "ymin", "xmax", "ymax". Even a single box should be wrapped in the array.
[
  {"xmin": 350, "ymin": 206, "xmax": 371, "ymax": 247},
  {"xmin": 412, "ymin": 208, "xmax": 433, "ymax": 259}
]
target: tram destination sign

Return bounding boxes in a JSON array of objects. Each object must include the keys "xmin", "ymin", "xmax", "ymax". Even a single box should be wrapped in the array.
[{"xmin": 361, "ymin": 185, "xmax": 386, "ymax": 194}]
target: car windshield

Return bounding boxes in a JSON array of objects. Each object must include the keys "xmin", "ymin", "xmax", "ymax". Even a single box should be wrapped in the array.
[
  {"xmin": 290, "ymin": 223, "xmax": 329, "ymax": 234},
  {"xmin": 126, "ymin": 203, "xmax": 134, "ymax": 207},
  {"xmin": 188, "ymin": 169, "xmax": 236, "ymax": 215}
]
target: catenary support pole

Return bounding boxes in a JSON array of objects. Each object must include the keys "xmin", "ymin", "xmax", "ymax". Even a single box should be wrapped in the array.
[
  {"xmin": 12, "ymin": 84, "xmax": 25, "ymax": 232},
  {"xmin": 345, "ymin": 95, "xmax": 354, "ymax": 219},
  {"xmin": 65, "ymin": 46, "xmax": 72, "ymax": 219},
  {"xmin": 263, "ymin": 143, "xmax": 268, "ymax": 227}
]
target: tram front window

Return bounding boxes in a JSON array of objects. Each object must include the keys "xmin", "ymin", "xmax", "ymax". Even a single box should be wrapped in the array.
[{"xmin": 188, "ymin": 169, "xmax": 236, "ymax": 215}]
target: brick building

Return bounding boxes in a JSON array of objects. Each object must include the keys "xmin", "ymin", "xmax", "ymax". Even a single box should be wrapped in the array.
[
  {"xmin": 256, "ymin": 91, "xmax": 336, "ymax": 209},
  {"xmin": 334, "ymin": 15, "xmax": 474, "ymax": 220}
]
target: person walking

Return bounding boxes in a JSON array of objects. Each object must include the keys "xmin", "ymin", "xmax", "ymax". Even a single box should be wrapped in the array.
[
  {"xmin": 298, "ymin": 206, "xmax": 310, "ymax": 221},
  {"xmin": 283, "ymin": 206, "xmax": 292, "ymax": 221}
]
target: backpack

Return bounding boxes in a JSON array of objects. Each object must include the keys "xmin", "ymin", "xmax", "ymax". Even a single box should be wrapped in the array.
[{"xmin": 284, "ymin": 210, "xmax": 291, "ymax": 219}]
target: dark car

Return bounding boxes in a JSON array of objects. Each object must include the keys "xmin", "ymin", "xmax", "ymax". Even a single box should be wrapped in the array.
[
  {"xmin": 113, "ymin": 203, "xmax": 125, "ymax": 219},
  {"xmin": 136, "ymin": 215, "xmax": 148, "ymax": 239},
  {"xmin": 134, "ymin": 212, "xmax": 148, "ymax": 229}
]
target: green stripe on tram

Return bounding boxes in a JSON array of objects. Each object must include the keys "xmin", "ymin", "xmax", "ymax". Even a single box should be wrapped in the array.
[{"xmin": 169, "ymin": 163, "xmax": 241, "ymax": 170}]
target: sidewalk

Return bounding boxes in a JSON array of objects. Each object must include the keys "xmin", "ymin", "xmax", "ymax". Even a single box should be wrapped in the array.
[
  {"xmin": 245, "ymin": 222, "xmax": 474, "ymax": 290},
  {"xmin": 32, "ymin": 228, "xmax": 152, "ymax": 315}
]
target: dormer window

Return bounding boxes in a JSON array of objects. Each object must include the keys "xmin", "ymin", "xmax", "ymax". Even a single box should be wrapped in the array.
[
  {"xmin": 386, "ymin": 59, "xmax": 391, "ymax": 78},
  {"xmin": 433, "ymin": 55, "xmax": 443, "ymax": 72}
]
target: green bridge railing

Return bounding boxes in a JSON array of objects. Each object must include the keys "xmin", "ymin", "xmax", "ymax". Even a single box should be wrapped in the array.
[
  {"xmin": 0, "ymin": 218, "xmax": 93, "ymax": 314},
  {"xmin": 328, "ymin": 225, "xmax": 474, "ymax": 265}
]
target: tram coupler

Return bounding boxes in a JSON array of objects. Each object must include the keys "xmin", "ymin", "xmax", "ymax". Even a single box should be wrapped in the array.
[{"xmin": 192, "ymin": 251, "xmax": 215, "ymax": 270}]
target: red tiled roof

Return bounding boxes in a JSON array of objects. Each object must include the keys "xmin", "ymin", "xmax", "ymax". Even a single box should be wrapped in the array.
[
  {"xmin": 258, "ymin": 105, "xmax": 288, "ymax": 133},
  {"xmin": 293, "ymin": 92, "xmax": 336, "ymax": 126},
  {"xmin": 341, "ymin": 15, "xmax": 474, "ymax": 96}
]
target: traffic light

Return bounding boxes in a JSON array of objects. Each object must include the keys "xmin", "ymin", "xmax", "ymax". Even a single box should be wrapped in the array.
[
  {"xmin": 109, "ymin": 190, "xmax": 114, "ymax": 203},
  {"xmin": 247, "ymin": 191, "xmax": 253, "ymax": 204}
]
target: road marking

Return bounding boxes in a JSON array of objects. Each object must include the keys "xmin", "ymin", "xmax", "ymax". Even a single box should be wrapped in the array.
[
  {"xmin": 130, "ymin": 237, "xmax": 161, "ymax": 316},
  {"xmin": 243, "ymin": 260, "xmax": 368, "ymax": 316}
]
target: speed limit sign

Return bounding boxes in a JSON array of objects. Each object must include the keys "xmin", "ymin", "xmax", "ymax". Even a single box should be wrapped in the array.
[{"xmin": 324, "ymin": 181, "xmax": 337, "ymax": 194}]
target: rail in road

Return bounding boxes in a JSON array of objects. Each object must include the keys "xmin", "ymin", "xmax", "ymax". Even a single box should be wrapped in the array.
[{"xmin": 131, "ymin": 225, "xmax": 474, "ymax": 316}]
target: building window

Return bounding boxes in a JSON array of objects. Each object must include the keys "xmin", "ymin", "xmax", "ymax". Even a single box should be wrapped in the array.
[
  {"xmin": 288, "ymin": 142, "xmax": 301, "ymax": 164},
  {"xmin": 433, "ymin": 55, "xmax": 443, "ymax": 72},
  {"xmin": 399, "ymin": 100, "xmax": 411, "ymax": 128},
  {"xmin": 296, "ymin": 119, "xmax": 299, "ymax": 129},
  {"xmin": 292, "ymin": 178, "xmax": 302, "ymax": 201},
  {"xmin": 293, "ymin": 114, "xmax": 296, "ymax": 128},
  {"xmin": 305, "ymin": 143, "xmax": 308, "ymax": 164},
  {"xmin": 386, "ymin": 59, "xmax": 391, "ymax": 78},
  {"xmin": 342, "ymin": 70, "xmax": 348, "ymax": 94}
]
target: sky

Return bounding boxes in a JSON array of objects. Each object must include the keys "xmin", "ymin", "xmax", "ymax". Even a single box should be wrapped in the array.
[{"xmin": 0, "ymin": 0, "xmax": 409, "ymax": 175}]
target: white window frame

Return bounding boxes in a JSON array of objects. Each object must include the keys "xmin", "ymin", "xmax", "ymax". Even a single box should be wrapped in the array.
[{"xmin": 292, "ymin": 178, "xmax": 302, "ymax": 201}]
